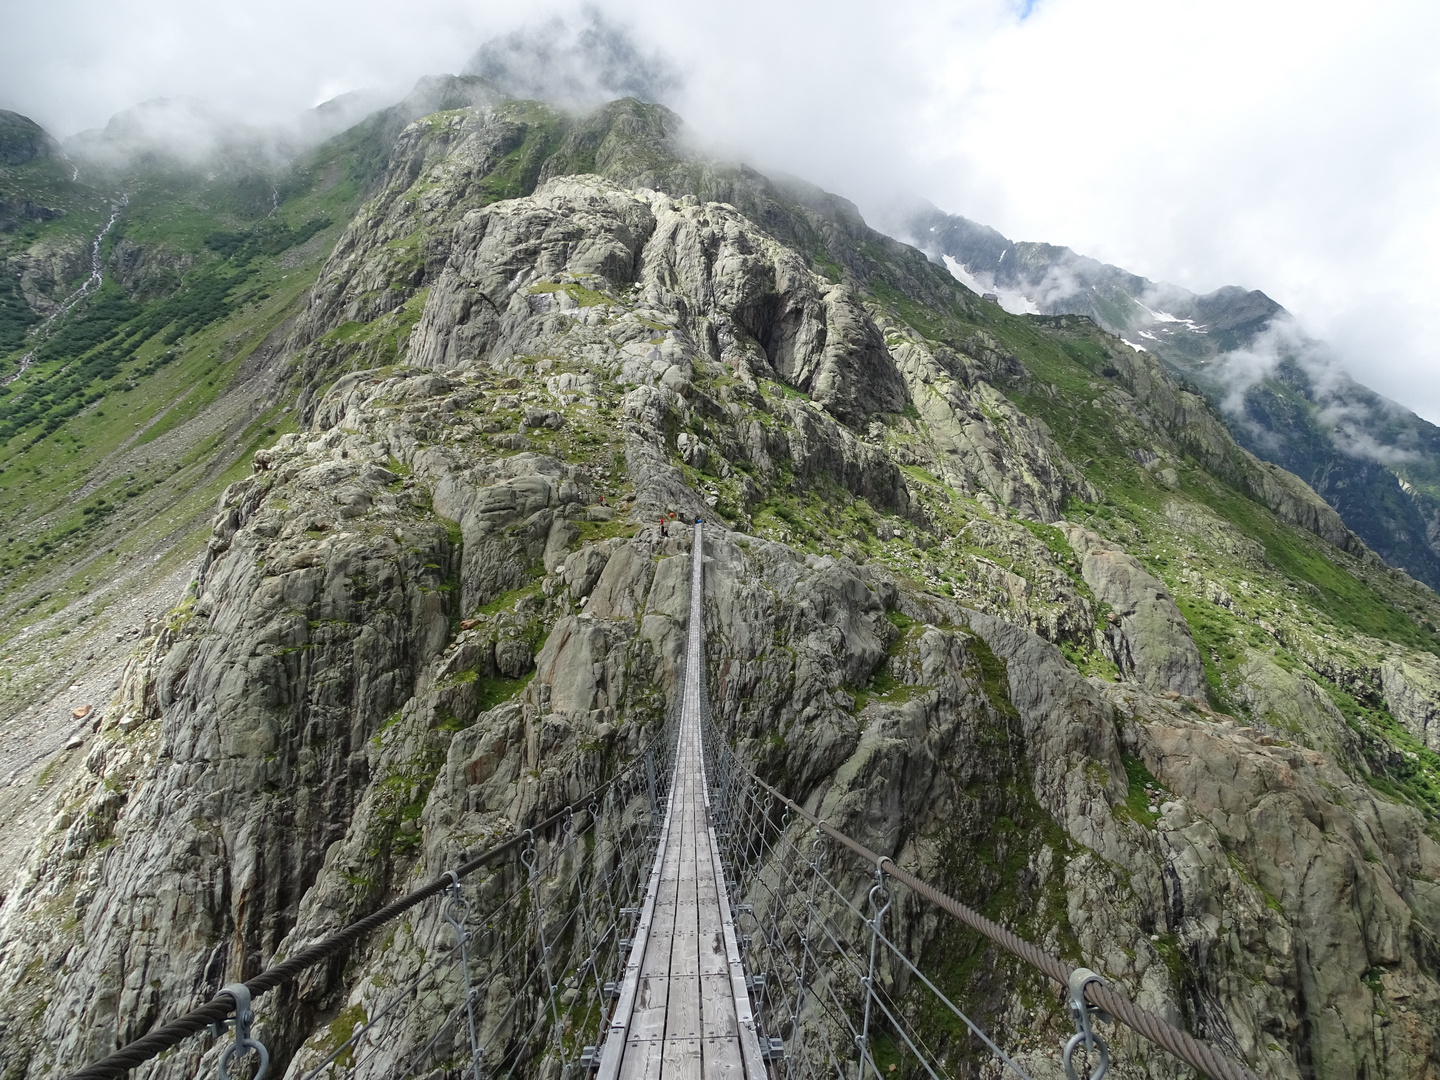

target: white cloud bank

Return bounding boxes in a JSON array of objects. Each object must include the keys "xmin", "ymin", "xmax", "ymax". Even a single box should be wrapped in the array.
[{"xmin": 2, "ymin": 0, "xmax": 1438, "ymax": 421}]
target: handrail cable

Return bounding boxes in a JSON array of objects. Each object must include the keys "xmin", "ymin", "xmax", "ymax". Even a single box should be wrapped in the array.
[
  {"xmin": 744, "ymin": 773, "xmax": 1261, "ymax": 1080},
  {"xmin": 64, "ymin": 740, "xmax": 663, "ymax": 1080}
]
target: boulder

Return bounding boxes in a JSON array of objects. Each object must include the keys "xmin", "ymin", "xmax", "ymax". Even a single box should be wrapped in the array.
[{"xmin": 1064, "ymin": 525, "xmax": 1206, "ymax": 697}]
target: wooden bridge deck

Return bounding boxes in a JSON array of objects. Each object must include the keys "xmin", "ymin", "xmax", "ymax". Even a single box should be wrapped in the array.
[{"xmin": 597, "ymin": 524, "xmax": 767, "ymax": 1080}]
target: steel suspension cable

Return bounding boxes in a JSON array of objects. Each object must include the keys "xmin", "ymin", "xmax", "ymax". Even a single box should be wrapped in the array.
[
  {"xmin": 742, "ymin": 774, "xmax": 1261, "ymax": 1080},
  {"xmin": 65, "ymin": 741, "xmax": 665, "ymax": 1080}
]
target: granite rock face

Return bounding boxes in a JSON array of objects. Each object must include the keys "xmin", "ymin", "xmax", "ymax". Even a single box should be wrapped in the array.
[
  {"xmin": 1064, "ymin": 525, "xmax": 1207, "ymax": 698},
  {"xmin": 1382, "ymin": 654, "xmax": 1440, "ymax": 753},
  {"xmin": 406, "ymin": 177, "xmax": 910, "ymax": 426},
  {"xmin": 0, "ymin": 97, "xmax": 1435, "ymax": 1080}
]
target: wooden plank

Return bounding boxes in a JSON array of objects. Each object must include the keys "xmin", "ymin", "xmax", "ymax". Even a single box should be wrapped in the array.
[
  {"xmin": 627, "ymin": 975, "xmax": 671, "ymax": 1042},
  {"xmin": 599, "ymin": 740, "xmax": 680, "ymax": 1080},
  {"xmin": 641, "ymin": 882, "xmax": 679, "ymax": 978},
  {"xmin": 617, "ymin": 1038, "xmax": 665, "ymax": 1080},
  {"xmin": 694, "ymin": 830, "xmax": 726, "ymax": 977},
  {"xmin": 695, "ymin": 714, "xmax": 769, "ymax": 1078},
  {"xmin": 668, "ymin": 913, "xmax": 700, "ymax": 977},
  {"xmin": 660, "ymin": 1037, "xmax": 703, "ymax": 1080},
  {"xmin": 641, "ymin": 819, "xmax": 682, "ymax": 980},
  {"xmin": 696, "ymin": 925, "xmax": 727, "ymax": 977},
  {"xmin": 700, "ymin": 1037, "xmax": 746, "ymax": 1079},
  {"xmin": 665, "ymin": 973, "xmax": 703, "ymax": 1041},
  {"xmin": 698, "ymin": 973, "xmax": 740, "ymax": 1040}
]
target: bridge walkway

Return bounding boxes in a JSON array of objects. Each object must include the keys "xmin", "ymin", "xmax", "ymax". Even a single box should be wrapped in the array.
[{"xmin": 597, "ymin": 523, "xmax": 767, "ymax": 1080}]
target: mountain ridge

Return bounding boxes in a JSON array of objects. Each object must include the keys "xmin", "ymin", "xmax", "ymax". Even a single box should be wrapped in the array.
[{"xmin": 898, "ymin": 200, "xmax": 1440, "ymax": 591}]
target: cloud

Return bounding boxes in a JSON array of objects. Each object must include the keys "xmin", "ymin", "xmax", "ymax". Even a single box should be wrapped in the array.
[
  {"xmin": 1214, "ymin": 317, "xmax": 1308, "ymax": 417},
  {"xmin": 1030, "ymin": 263, "xmax": 1084, "ymax": 310},
  {"xmin": 463, "ymin": 8, "xmax": 681, "ymax": 110},
  {"xmin": 0, "ymin": 0, "xmax": 1437, "ymax": 426},
  {"xmin": 1215, "ymin": 314, "xmax": 1426, "ymax": 466}
]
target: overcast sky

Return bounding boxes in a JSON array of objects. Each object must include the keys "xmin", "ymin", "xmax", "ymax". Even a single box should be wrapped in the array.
[{"xmin": 3, "ymin": 0, "xmax": 1438, "ymax": 420}]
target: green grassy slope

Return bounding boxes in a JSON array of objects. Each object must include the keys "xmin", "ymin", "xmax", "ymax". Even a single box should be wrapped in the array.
[
  {"xmin": 847, "ymin": 254, "xmax": 1440, "ymax": 817},
  {"xmin": 0, "ymin": 125, "xmax": 387, "ymax": 666}
]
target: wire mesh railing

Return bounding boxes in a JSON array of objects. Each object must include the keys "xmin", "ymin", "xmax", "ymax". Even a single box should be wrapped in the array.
[
  {"xmin": 66, "ymin": 716, "xmax": 681, "ymax": 1080},
  {"xmin": 700, "ymin": 710, "xmax": 1034, "ymax": 1080},
  {"xmin": 289, "ymin": 760, "xmax": 673, "ymax": 1080},
  {"xmin": 701, "ymin": 708, "xmax": 1260, "ymax": 1080}
]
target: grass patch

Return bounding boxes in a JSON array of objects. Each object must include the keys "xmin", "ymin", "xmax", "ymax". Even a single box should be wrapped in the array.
[
  {"xmin": 1115, "ymin": 751, "xmax": 1162, "ymax": 827},
  {"xmin": 477, "ymin": 670, "xmax": 535, "ymax": 713},
  {"xmin": 527, "ymin": 281, "xmax": 611, "ymax": 308},
  {"xmin": 885, "ymin": 609, "xmax": 914, "ymax": 632},
  {"xmin": 475, "ymin": 583, "xmax": 540, "ymax": 617},
  {"xmin": 323, "ymin": 1003, "xmax": 367, "ymax": 1068},
  {"xmin": 849, "ymin": 666, "xmax": 931, "ymax": 713},
  {"xmin": 1318, "ymin": 676, "xmax": 1440, "ymax": 819},
  {"xmin": 1193, "ymin": 486, "xmax": 1438, "ymax": 656}
]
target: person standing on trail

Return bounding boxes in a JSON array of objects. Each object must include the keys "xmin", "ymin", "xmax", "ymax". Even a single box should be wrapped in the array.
[{"xmin": 660, "ymin": 517, "xmax": 669, "ymax": 537}]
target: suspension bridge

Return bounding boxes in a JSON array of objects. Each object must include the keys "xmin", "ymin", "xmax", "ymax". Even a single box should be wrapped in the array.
[{"xmin": 67, "ymin": 524, "xmax": 1260, "ymax": 1080}]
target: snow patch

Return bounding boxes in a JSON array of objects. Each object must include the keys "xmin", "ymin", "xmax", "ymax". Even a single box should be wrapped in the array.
[
  {"xmin": 1121, "ymin": 338, "xmax": 1147, "ymax": 352},
  {"xmin": 941, "ymin": 255, "xmax": 1041, "ymax": 316},
  {"xmin": 1133, "ymin": 299, "xmax": 1208, "ymax": 334}
]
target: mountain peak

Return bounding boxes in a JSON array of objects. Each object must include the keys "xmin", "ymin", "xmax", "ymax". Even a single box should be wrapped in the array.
[
  {"xmin": 0, "ymin": 110, "xmax": 59, "ymax": 166},
  {"xmin": 461, "ymin": 10, "xmax": 682, "ymax": 110}
]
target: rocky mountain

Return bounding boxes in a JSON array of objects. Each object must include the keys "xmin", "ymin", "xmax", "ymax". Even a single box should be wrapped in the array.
[
  {"xmin": 0, "ymin": 111, "xmax": 60, "ymax": 168},
  {"xmin": 0, "ymin": 86, "xmax": 1435, "ymax": 1080},
  {"xmin": 898, "ymin": 204, "xmax": 1440, "ymax": 594}
]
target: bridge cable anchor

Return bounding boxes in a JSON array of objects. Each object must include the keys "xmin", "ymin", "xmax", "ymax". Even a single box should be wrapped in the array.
[
  {"xmin": 1063, "ymin": 967, "xmax": 1111, "ymax": 1080},
  {"xmin": 855, "ymin": 864, "xmax": 892, "ymax": 1075},
  {"xmin": 215, "ymin": 983, "xmax": 268, "ymax": 1080}
]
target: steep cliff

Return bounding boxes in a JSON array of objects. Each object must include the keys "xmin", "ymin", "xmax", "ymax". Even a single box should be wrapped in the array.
[{"xmin": 0, "ymin": 96, "xmax": 1436, "ymax": 1080}]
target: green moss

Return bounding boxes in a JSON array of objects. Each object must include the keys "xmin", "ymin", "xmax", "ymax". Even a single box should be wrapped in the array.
[
  {"xmin": 967, "ymin": 635, "xmax": 1018, "ymax": 721},
  {"xmin": 849, "ymin": 665, "xmax": 932, "ymax": 713},
  {"xmin": 323, "ymin": 1003, "xmax": 368, "ymax": 1068},
  {"xmin": 476, "ymin": 584, "xmax": 540, "ymax": 617},
  {"xmin": 1318, "ymin": 676, "xmax": 1440, "ymax": 818},
  {"xmin": 900, "ymin": 464, "xmax": 941, "ymax": 487},
  {"xmin": 907, "ymin": 634, "xmax": 1082, "ymax": 1069},
  {"xmin": 575, "ymin": 517, "xmax": 638, "ymax": 544},
  {"xmin": 1225, "ymin": 852, "xmax": 1285, "ymax": 913},
  {"xmin": 1017, "ymin": 519, "xmax": 1074, "ymax": 565},
  {"xmin": 1194, "ymin": 486, "xmax": 1437, "ymax": 656},
  {"xmin": 885, "ymin": 609, "xmax": 914, "ymax": 632},
  {"xmin": 439, "ymin": 515, "xmax": 463, "ymax": 547},
  {"xmin": 477, "ymin": 670, "xmax": 535, "ymax": 713},
  {"xmin": 1150, "ymin": 933, "xmax": 1187, "ymax": 985},
  {"xmin": 868, "ymin": 278, "xmax": 956, "ymax": 343},
  {"xmin": 35, "ymin": 754, "xmax": 67, "ymax": 787},
  {"xmin": 526, "ymin": 281, "xmax": 611, "ymax": 308},
  {"xmin": 1114, "ymin": 751, "xmax": 1162, "ymax": 827},
  {"xmin": 810, "ymin": 249, "xmax": 844, "ymax": 283},
  {"xmin": 474, "ymin": 107, "xmax": 565, "ymax": 204}
]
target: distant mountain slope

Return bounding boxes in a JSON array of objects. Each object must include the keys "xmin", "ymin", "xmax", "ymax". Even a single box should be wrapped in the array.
[{"xmin": 899, "ymin": 202, "xmax": 1440, "ymax": 590}]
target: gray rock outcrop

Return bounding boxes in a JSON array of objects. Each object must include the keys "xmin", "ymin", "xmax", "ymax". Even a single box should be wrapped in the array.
[
  {"xmin": 1064, "ymin": 525, "xmax": 1207, "ymax": 697},
  {"xmin": 1382, "ymin": 654, "xmax": 1440, "ymax": 752}
]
